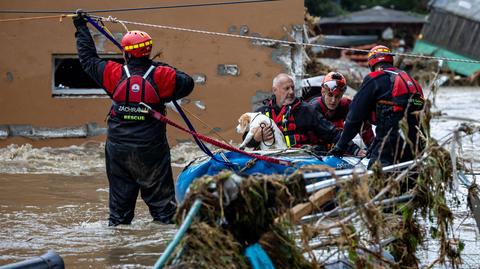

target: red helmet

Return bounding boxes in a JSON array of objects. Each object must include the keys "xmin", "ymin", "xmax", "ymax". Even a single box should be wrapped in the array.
[
  {"xmin": 121, "ymin": 30, "xmax": 153, "ymax": 58},
  {"xmin": 367, "ymin": 45, "xmax": 394, "ymax": 69},
  {"xmin": 322, "ymin": 72, "xmax": 346, "ymax": 95}
]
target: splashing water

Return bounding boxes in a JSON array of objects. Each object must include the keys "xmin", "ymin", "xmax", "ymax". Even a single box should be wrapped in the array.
[{"xmin": 0, "ymin": 87, "xmax": 479, "ymax": 268}]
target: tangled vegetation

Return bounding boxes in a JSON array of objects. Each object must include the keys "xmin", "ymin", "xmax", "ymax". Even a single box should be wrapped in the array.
[{"xmin": 164, "ymin": 74, "xmax": 478, "ymax": 268}]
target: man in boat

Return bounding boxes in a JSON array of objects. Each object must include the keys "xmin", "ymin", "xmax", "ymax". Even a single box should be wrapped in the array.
[
  {"xmin": 73, "ymin": 12, "xmax": 194, "ymax": 226},
  {"xmin": 247, "ymin": 73, "xmax": 361, "ymax": 155},
  {"xmin": 308, "ymin": 72, "xmax": 374, "ymax": 153},
  {"xmin": 329, "ymin": 45, "xmax": 425, "ymax": 168}
]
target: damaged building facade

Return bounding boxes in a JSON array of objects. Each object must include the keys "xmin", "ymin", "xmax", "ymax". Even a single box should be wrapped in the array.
[
  {"xmin": 413, "ymin": 0, "xmax": 480, "ymax": 76},
  {"xmin": 0, "ymin": 0, "xmax": 303, "ymax": 147}
]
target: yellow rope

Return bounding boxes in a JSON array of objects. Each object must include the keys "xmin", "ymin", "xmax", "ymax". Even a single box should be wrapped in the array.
[
  {"xmin": 0, "ymin": 14, "xmax": 74, "ymax": 23},
  {"xmin": 99, "ymin": 21, "xmax": 116, "ymax": 38},
  {"xmin": 180, "ymin": 105, "xmax": 233, "ymax": 146}
]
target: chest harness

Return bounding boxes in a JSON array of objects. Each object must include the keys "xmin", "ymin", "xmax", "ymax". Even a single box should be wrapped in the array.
[
  {"xmin": 110, "ymin": 65, "xmax": 162, "ymax": 121},
  {"xmin": 377, "ymin": 69, "xmax": 424, "ymax": 114},
  {"xmin": 265, "ymin": 101, "xmax": 319, "ymax": 148}
]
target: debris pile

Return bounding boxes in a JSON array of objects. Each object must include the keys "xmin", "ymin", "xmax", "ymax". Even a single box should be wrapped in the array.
[
  {"xmin": 166, "ymin": 171, "xmax": 311, "ymax": 268},
  {"xmin": 399, "ymin": 56, "xmax": 480, "ymax": 87},
  {"xmin": 162, "ymin": 83, "xmax": 479, "ymax": 268}
]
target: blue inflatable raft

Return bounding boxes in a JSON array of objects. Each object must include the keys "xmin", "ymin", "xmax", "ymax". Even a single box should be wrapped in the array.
[{"xmin": 175, "ymin": 150, "xmax": 364, "ymax": 202}]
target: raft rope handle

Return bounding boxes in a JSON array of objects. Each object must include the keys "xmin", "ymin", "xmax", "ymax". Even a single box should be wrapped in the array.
[
  {"xmin": 101, "ymin": 16, "xmax": 480, "ymax": 64},
  {"xmin": 141, "ymin": 102, "xmax": 293, "ymax": 166},
  {"xmin": 152, "ymin": 198, "xmax": 202, "ymax": 269},
  {"xmin": 259, "ymin": 122, "xmax": 275, "ymax": 147},
  {"xmin": 250, "ymin": 112, "xmax": 277, "ymax": 148}
]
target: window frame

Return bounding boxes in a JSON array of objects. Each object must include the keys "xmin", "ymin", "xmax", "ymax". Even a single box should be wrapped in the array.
[{"xmin": 51, "ymin": 53, "xmax": 123, "ymax": 98}]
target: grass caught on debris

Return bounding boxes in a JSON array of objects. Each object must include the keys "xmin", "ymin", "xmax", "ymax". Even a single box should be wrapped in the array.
[{"xmin": 166, "ymin": 78, "xmax": 478, "ymax": 268}]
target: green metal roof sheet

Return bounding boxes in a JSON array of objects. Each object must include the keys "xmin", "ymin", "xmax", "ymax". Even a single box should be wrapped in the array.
[{"xmin": 413, "ymin": 39, "xmax": 480, "ymax": 76}]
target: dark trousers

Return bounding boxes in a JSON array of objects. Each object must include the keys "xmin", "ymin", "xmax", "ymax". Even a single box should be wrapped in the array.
[
  {"xmin": 367, "ymin": 134, "xmax": 417, "ymax": 169},
  {"xmin": 105, "ymin": 140, "xmax": 177, "ymax": 226}
]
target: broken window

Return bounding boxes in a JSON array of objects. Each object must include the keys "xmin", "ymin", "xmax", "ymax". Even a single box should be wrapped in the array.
[{"xmin": 52, "ymin": 54, "xmax": 124, "ymax": 97}]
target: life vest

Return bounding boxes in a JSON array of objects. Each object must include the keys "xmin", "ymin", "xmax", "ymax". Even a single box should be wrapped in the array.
[
  {"xmin": 316, "ymin": 97, "xmax": 350, "ymax": 129},
  {"xmin": 313, "ymin": 97, "xmax": 351, "ymax": 150},
  {"xmin": 372, "ymin": 68, "xmax": 424, "ymax": 139},
  {"xmin": 265, "ymin": 100, "xmax": 319, "ymax": 148},
  {"xmin": 110, "ymin": 65, "xmax": 161, "ymax": 121},
  {"xmin": 378, "ymin": 68, "xmax": 424, "ymax": 113}
]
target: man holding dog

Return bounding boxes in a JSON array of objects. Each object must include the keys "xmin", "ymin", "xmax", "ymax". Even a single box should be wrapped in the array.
[{"xmin": 249, "ymin": 73, "xmax": 361, "ymax": 155}]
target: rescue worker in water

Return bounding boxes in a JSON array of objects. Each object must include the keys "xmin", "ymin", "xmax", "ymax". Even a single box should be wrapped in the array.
[
  {"xmin": 329, "ymin": 45, "xmax": 425, "ymax": 168},
  {"xmin": 73, "ymin": 11, "xmax": 194, "ymax": 226},
  {"xmin": 309, "ymin": 72, "xmax": 374, "ymax": 153}
]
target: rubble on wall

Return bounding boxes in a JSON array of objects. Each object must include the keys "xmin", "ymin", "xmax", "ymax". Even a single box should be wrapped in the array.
[
  {"xmin": 217, "ymin": 64, "xmax": 240, "ymax": 76},
  {"xmin": 306, "ymin": 56, "xmax": 369, "ymax": 89},
  {"xmin": 0, "ymin": 123, "xmax": 106, "ymax": 140}
]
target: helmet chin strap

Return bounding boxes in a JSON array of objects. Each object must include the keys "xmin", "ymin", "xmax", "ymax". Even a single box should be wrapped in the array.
[
  {"xmin": 370, "ymin": 63, "xmax": 382, "ymax": 72},
  {"xmin": 372, "ymin": 62, "xmax": 393, "ymax": 72},
  {"xmin": 123, "ymin": 51, "xmax": 151, "ymax": 63}
]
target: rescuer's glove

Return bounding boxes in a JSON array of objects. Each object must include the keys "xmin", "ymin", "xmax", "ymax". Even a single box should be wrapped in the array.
[
  {"xmin": 328, "ymin": 145, "xmax": 345, "ymax": 157},
  {"xmin": 73, "ymin": 9, "xmax": 88, "ymax": 27}
]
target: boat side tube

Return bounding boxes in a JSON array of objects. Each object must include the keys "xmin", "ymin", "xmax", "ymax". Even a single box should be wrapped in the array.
[{"xmin": 305, "ymin": 160, "xmax": 416, "ymax": 193}]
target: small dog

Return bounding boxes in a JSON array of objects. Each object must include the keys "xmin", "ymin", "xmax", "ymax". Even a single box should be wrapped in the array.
[{"xmin": 236, "ymin": 112, "xmax": 287, "ymax": 150}]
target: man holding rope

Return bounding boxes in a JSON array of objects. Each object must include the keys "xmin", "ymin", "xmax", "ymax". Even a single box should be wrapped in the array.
[{"xmin": 73, "ymin": 11, "xmax": 194, "ymax": 226}]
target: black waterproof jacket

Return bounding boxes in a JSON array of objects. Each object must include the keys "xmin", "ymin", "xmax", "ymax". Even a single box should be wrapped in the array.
[
  {"xmin": 75, "ymin": 23, "xmax": 194, "ymax": 148},
  {"xmin": 334, "ymin": 68, "xmax": 423, "ymax": 166},
  {"xmin": 74, "ymin": 20, "xmax": 194, "ymax": 225}
]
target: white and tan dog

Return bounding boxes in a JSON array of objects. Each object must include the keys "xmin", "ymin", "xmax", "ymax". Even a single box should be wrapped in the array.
[{"xmin": 236, "ymin": 112, "xmax": 287, "ymax": 150}]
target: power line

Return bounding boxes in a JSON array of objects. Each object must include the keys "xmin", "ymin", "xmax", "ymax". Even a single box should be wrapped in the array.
[
  {"xmin": 103, "ymin": 16, "xmax": 480, "ymax": 64},
  {"xmin": 0, "ymin": 0, "xmax": 279, "ymax": 14},
  {"xmin": 2, "ymin": 4, "xmax": 479, "ymax": 64}
]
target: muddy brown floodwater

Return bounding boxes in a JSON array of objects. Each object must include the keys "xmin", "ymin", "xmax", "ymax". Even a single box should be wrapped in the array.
[
  {"xmin": 0, "ymin": 173, "xmax": 179, "ymax": 268},
  {"xmin": 0, "ymin": 87, "xmax": 479, "ymax": 268}
]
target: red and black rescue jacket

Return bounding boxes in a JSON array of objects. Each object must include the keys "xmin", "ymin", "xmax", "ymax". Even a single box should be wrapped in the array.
[
  {"xmin": 252, "ymin": 97, "xmax": 342, "ymax": 150},
  {"xmin": 334, "ymin": 67, "xmax": 424, "ymax": 164},
  {"xmin": 310, "ymin": 97, "xmax": 375, "ymax": 148},
  {"xmin": 75, "ymin": 24, "xmax": 194, "ymax": 147}
]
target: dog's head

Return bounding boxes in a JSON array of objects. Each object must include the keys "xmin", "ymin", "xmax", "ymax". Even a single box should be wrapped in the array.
[{"xmin": 236, "ymin": 113, "xmax": 253, "ymax": 134}]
